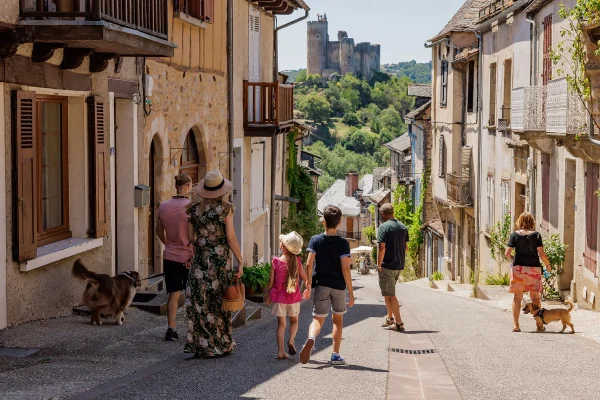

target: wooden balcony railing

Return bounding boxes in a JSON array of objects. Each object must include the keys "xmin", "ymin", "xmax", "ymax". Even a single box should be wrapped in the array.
[
  {"xmin": 244, "ymin": 81, "xmax": 294, "ymax": 136},
  {"xmin": 397, "ymin": 161, "xmax": 413, "ymax": 180},
  {"xmin": 446, "ymin": 173, "xmax": 472, "ymax": 207},
  {"xmin": 338, "ymin": 231, "xmax": 362, "ymax": 241},
  {"xmin": 20, "ymin": 0, "xmax": 168, "ymax": 39},
  {"xmin": 174, "ymin": 0, "xmax": 214, "ymax": 23}
]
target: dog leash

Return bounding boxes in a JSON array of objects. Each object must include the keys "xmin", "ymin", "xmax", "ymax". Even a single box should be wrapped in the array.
[{"xmin": 140, "ymin": 272, "xmax": 165, "ymax": 282}]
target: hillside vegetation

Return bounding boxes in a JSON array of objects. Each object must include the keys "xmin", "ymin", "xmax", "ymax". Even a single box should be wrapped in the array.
[{"xmin": 294, "ymin": 70, "xmax": 417, "ymax": 191}]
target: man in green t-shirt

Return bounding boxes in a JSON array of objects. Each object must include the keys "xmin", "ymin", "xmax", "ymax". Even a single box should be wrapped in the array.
[{"xmin": 377, "ymin": 203, "xmax": 408, "ymax": 332}]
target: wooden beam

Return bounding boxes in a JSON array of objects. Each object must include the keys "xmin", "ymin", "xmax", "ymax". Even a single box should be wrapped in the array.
[
  {"xmin": 0, "ymin": 27, "xmax": 35, "ymax": 58},
  {"xmin": 89, "ymin": 53, "xmax": 117, "ymax": 72},
  {"xmin": 60, "ymin": 48, "xmax": 93, "ymax": 70},
  {"xmin": 31, "ymin": 43, "xmax": 64, "ymax": 63}
]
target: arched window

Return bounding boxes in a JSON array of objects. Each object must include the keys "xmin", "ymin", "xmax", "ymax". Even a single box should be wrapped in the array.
[{"xmin": 180, "ymin": 130, "xmax": 200, "ymax": 184}]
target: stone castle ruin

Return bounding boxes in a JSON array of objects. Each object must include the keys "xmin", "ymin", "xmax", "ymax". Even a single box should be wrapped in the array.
[{"xmin": 307, "ymin": 14, "xmax": 381, "ymax": 82}]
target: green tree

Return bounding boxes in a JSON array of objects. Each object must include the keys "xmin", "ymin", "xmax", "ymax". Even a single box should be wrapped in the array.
[
  {"xmin": 342, "ymin": 112, "xmax": 361, "ymax": 126},
  {"xmin": 298, "ymin": 94, "xmax": 332, "ymax": 123},
  {"xmin": 295, "ymin": 69, "xmax": 308, "ymax": 82},
  {"xmin": 343, "ymin": 128, "xmax": 375, "ymax": 154},
  {"xmin": 379, "ymin": 106, "xmax": 404, "ymax": 134},
  {"xmin": 340, "ymin": 88, "xmax": 361, "ymax": 112},
  {"xmin": 339, "ymin": 74, "xmax": 372, "ymax": 106}
]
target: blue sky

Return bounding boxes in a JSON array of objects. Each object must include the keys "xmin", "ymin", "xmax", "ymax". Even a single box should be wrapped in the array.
[{"xmin": 277, "ymin": 0, "xmax": 466, "ymax": 70}]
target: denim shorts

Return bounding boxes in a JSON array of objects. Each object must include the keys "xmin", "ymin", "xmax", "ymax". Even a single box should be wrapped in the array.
[{"xmin": 312, "ymin": 286, "xmax": 347, "ymax": 317}]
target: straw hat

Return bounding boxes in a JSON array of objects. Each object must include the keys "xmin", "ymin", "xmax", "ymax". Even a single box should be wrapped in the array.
[
  {"xmin": 196, "ymin": 170, "xmax": 233, "ymax": 199},
  {"xmin": 279, "ymin": 231, "xmax": 303, "ymax": 255}
]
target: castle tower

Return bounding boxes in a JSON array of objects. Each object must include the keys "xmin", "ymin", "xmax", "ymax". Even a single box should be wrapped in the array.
[
  {"xmin": 307, "ymin": 15, "xmax": 329, "ymax": 76},
  {"xmin": 340, "ymin": 36, "xmax": 355, "ymax": 76}
]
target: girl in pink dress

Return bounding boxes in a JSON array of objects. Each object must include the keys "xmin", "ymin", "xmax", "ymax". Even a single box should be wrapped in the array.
[{"xmin": 266, "ymin": 231, "xmax": 309, "ymax": 360}]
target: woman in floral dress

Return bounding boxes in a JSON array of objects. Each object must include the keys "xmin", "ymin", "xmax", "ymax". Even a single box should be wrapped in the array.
[{"xmin": 185, "ymin": 170, "xmax": 244, "ymax": 358}]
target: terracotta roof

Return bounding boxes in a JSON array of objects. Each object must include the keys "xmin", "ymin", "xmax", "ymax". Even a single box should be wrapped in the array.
[
  {"xmin": 369, "ymin": 188, "xmax": 392, "ymax": 205},
  {"xmin": 453, "ymin": 46, "xmax": 479, "ymax": 63},
  {"xmin": 422, "ymin": 218, "xmax": 444, "ymax": 236},
  {"xmin": 317, "ymin": 180, "xmax": 361, "ymax": 217},
  {"xmin": 384, "ymin": 134, "xmax": 412, "ymax": 153},
  {"xmin": 408, "ymin": 84, "xmax": 432, "ymax": 98},
  {"xmin": 405, "ymin": 100, "xmax": 432, "ymax": 121},
  {"xmin": 429, "ymin": 0, "xmax": 489, "ymax": 41}
]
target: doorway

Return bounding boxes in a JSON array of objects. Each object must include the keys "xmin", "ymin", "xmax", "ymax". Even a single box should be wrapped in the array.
[
  {"xmin": 562, "ymin": 159, "xmax": 576, "ymax": 290},
  {"xmin": 427, "ymin": 232, "xmax": 433, "ymax": 277},
  {"xmin": 515, "ymin": 183, "xmax": 526, "ymax": 222},
  {"xmin": 148, "ymin": 141, "xmax": 156, "ymax": 275},
  {"xmin": 180, "ymin": 130, "xmax": 200, "ymax": 184}
]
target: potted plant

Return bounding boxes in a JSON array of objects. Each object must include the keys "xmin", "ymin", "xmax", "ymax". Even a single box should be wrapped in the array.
[{"xmin": 241, "ymin": 262, "xmax": 271, "ymax": 297}]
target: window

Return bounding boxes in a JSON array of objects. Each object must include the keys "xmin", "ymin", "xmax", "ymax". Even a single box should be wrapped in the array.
[
  {"xmin": 174, "ymin": 0, "xmax": 215, "ymax": 23},
  {"xmin": 541, "ymin": 153, "xmax": 550, "ymax": 230},
  {"xmin": 180, "ymin": 130, "xmax": 200, "ymax": 184},
  {"xmin": 502, "ymin": 59, "xmax": 512, "ymax": 126},
  {"xmin": 467, "ymin": 60, "xmax": 475, "ymax": 113},
  {"xmin": 487, "ymin": 175, "xmax": 494, "ymax": 230},
  {"xmin": 36, "ymin": 96, "xmax": 70, "ymax": 246},
  {"xmin": 438, "ymin": 135, "xmax": 445, "ymax": 178},
  {"xmin": 585, "ymin": 162, "xmax": 599, "ymax": 275},
  {"xmin": 14, "ymin": 92, "xmax": 107, "ymax": 262},
  {"xmin": 514, "ymin": 146, "xmax": 528, "ymax": 174},
  {"xmin": 316, "ymin": 34, "xmax": 320, "ymax": 39},
  {"xmin": 543, "ymin": 14, "xmax": 553, "ymax": 85},
  {"xmin": 501, "ymin": 180, "xmax": 510, "ymax": 222},
  {"xmin": 489, "ymin": 63, "xmax": 497, "ymax": 127},
  {"xmin": 441, "ymin": 60, "xmax": 448, "ymax": 107},
  {"xmin": 250, "ymin": 142, "xmax": 265, "ymax": 218}
]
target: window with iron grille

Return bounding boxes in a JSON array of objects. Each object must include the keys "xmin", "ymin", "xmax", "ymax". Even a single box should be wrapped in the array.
[
  {"xmin": 438, "ymin": 135, "xmax": 445, "ymax": 178},
  {"xmin": 501, "ymin": 180, "xmax": 510, "ymax": 221},
  {"xmin": 487, "ymin": 175, "xmax": 494, "ymax": 230},
  {"xmin": 441, "ymin": 61, "xmax": 448, "ymax": 107},
  {"xmin": 514, "ymin": 146, "xmax": 528, "ymax": 174}
]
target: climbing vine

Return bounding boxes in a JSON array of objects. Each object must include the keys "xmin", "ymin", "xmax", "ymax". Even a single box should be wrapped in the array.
[
  {"xmin": 541, "ymin": 234, "xmax": 568, "ymax": 300},
  {"xmin": 283, "ymin": 131, "xmax": 320, "ymax": 258},
  {"xmin": 489, "ymin": 212, "xmax": 512, "ymax": 274},
  {"xmin": 550, "ymin": 1, "xmax": 600, "ymax": 137}
]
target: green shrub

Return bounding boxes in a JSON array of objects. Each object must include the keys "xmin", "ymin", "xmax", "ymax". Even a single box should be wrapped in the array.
[
  {"xmin": 241, "ymin": 262, "xmax": 271, "ymax": 292},
  {"xmin": 542, "ymin": 233, "xmax": 568, "ymax": 300},
  {"xmin": 430, "ymin": 271, "xmax": 444, "ymax": 281},
  {"xmin": 485, "ymin": 273, "xmax": 510, "ymax": 286}
]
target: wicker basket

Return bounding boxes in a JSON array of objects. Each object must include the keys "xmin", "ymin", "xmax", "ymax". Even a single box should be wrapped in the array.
[{"xmin": 222, "ymin": 298, "xmax": 245, "ymax": 312}]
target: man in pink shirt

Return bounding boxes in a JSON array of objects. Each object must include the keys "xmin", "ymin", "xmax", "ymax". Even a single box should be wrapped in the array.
[{"xmin": 156, "ymin": 174, "xmax": 194, "ymax": 341}]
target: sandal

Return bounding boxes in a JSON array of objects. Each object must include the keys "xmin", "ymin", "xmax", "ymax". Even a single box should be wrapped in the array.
[
  {"xmin": 288, "ymin": 342, "xmax": 297, "ymax": 356},
  {"xmin": 512, "ymin": 328, "xmax": 521, "ymax": 332},
  {"xmin": 276, "ymin": 354, "xmax": 290, "ymax": 360},
  {"xmin": 381, "ymin": 317, "xmax": 395, "ymax": 328}
]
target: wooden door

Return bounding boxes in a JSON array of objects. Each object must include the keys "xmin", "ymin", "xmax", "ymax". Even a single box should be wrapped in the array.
[
  {"xmin": 562, "ymin": 160, "xmax": 576, "ymax": 288},
  {"xmin": 148, "ymin": 141, "xmax": 156, "ymax": 275},
  {"xmin": 584, "ymin": 163, "xmax": 598, "ymax": 275},
  {"xmin": 347, "ymin": 217, "xmax": 354, "ymax": 239}
]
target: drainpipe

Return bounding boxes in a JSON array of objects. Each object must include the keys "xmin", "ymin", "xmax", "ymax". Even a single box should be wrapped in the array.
[
  {"xmin": 474, "ymin": 32, "xmax": 484, "ymax": 291},
  {"xmin": 227, "ymin": 0, "xmax": 234, "ymax": 191},
  {"xmin": 526, "ymin": 16, "xmax": 538, "ymax": 215},
  {"xmin": 270, "ymin": 8, "xmax": 310, "ymax": 256}
]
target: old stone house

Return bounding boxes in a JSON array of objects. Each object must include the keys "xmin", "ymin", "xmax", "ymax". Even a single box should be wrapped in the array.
[
  {"xmin": 0, "ymin": 0, "xmax": 309, "ymax": 328},
  {"xmin": 0, "ymin": 0, "xmax": 175, "ymax": 328},
  {"xmin": 428, "ymin": 0, "xmax": 484, "ymax": 283}
]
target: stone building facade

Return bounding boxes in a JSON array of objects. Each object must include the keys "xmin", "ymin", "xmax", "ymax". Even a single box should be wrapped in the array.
[{"xmin": 307, "ymin": 14, "xmax": 381, "ymax": 81}]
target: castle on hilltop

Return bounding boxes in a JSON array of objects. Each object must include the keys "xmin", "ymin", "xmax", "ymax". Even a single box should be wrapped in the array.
[{"xmin": 307, "ymin": 14, "xmax": 381, "ymax": 82}]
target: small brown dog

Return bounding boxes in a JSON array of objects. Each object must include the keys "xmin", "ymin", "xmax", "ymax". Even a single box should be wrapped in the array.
[
  {"xmin": 522, "ymin": 300, "xmax": 575, "ymax": 333},
  {"xmin": 72, "ymin": 259, "xmax": 140, "ymax": 326}
]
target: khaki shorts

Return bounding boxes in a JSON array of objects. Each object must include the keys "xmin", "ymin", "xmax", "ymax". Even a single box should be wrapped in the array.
[
  {"xmin": 271, "ymin": 302, "xmax": 301, "ymax": 317},
  {"xmin": 313, "ymin": 286, "xmax": 347, "ymax": 317},
  {"xmin": 378, "ymin": 268, "xmax": 401, "ymax": 297}
]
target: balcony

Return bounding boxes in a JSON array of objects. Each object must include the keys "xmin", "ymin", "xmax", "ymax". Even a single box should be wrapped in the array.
[
  {"xmin": 244, "ymin": 81, "xmax": 294, "ymax": 137},
  {"xmin": 511, "ymin": 78, "xmax": 587, "ymax": 136},
  {"xmin": 17, "ymin": 0, "xmax": 175, "ymax": 66},
  {"xmin": 397, "ymin": 161, "xmax": 413, "ymax": 182},
  {"xmin": 338, "ymin": 231, "xmax": 362, "ymax": 241},
  {"xmin": 446, "ymin": 173, "xmax": 472, "ymax": 207}
]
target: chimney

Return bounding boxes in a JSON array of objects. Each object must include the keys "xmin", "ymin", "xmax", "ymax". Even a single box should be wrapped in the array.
[{"xmin": 345, "ymin": 172, "xmax": 359, "ymax": 197}]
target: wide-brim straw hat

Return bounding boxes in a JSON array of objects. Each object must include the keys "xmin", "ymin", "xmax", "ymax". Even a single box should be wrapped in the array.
[
  {"xmin": 279, "ymin": 231, "xmax": 303, "ymax": 255},
  {"xmin": 196, "ymin": 170, "xmax": 233, "ymax": 199}
]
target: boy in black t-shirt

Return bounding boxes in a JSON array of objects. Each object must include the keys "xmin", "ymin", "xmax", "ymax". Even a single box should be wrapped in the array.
[{"xmin": 299, "ymin": 206, "xmax": 355, "ymax": 366}]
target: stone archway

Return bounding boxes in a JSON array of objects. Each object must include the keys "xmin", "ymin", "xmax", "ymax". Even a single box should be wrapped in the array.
[
  {"xmin": 179, "ymin": 125, "xmax": 209, "ymax": 184},
  {"xmin": 147, "ymin": 133, "xmax": 167, "ymax": 276}
]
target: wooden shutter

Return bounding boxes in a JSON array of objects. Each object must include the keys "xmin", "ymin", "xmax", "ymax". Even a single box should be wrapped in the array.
[
  {"xmin": 461, "ymin": 146, "xmax": 472, "ymax": 177},
  {"xmin": 202, "ymin": 0, "xmax": 214, "ymax": 23},
  {"xmin": 541, "ymin": 154, "xmax": 550, "ymax": 229},
  {"xmin": 249, "ymin": 7, "xmax": 261, "ymax": 82},
  {"xmin": 88, "ymin": 96, "xmax": 108, "ymax": 238},
  {"xmin": 543, "ymin": 15, "xmax": 553, "ymax": 85},
  {"xmin": 438, "ymin": 135, "xmax": 445, "ymax": 178},
  {"xmin": 250, "ymin": 142, "xmax": 265, "ymax": 214},
  {"xmin": 503, "ymin": 59, "xmax": 512, "ymax": 122},
  {"xmin": 585, "ymin": 163, "xmax": 599, "ymax": 274},
  {"xmin": 13, "ymin": 90, "xmax": 38, "ymax": 262}
]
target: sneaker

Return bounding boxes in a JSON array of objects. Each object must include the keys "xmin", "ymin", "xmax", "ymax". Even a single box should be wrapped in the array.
[
  {"xmin": 381, "ymin": 317, "xmax": 395, "ymax": 328},
  {"xmin": 299, "ymin": 338, "xmax": 315, "ymax": 364},
  {"xmin": 385, "ymin": 323, "xmax": 405, "ymax": 332},
  {"xmin": 165, "ymin": 328, "xmax": 179, "ymax": 341},
  {"xmin": 330, "ymin": 353, "xmax": 347, "ymax": 365}
]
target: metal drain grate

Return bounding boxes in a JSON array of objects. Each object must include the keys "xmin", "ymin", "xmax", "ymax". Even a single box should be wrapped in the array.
[{"xmin": 389, "ymin": 348, "xmax": 436, "ymax": 355}]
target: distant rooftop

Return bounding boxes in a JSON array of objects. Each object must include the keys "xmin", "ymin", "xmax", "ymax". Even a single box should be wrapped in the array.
[
  {"xmin": 430, "ymin": 0, "xmax": 489, "ymax": 42},
  {"xmin": 408, "ymin": 84, "xmax": 432, "ymax": 98},
  {"xmin": 317, "ymin": 180, "xmax": 361, "ymax": 217},
  {"xmin": 384, "ymin": 134, "xmax": 412, "ymax": 153}
]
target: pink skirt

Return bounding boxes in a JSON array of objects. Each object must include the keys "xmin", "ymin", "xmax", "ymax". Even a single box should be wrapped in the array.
[{"xmin": 509, "ymin": 265, "xmax": 543, "ymax": 293}]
